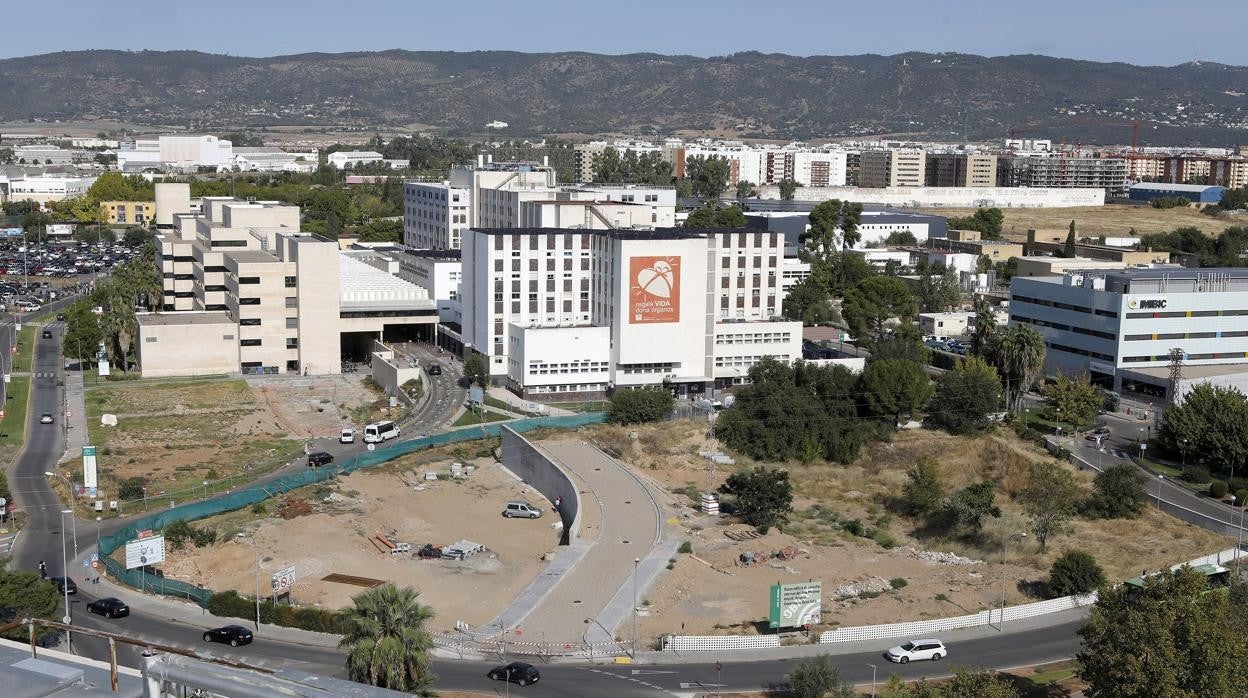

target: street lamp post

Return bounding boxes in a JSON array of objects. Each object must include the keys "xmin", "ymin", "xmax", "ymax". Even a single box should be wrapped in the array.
[
  {"xmin": 59, "ymin": 509, "xmax": 73, "ymax": 651},
  {"xmin": 1181, "ymin": 439, "xmax": 1188, "ymax": 470},
  {"xmin": 45, "ymin": 471, "xmax": 78, "ymax": 560},
  {"xmin": 632, "ymin": 557, "xmax": 640, "ymax": 658},
  {"xmin": 1000, "ymin": 532, "xmax": 1026, "ymax": 628},
  {"xmin": 866, "ymin": 663, "xmax": 878, "ymax": 697},
  {"xmin": 1156, "ymin": 474, "xmax": 1164, "ymax": 509},
  {"xmin": 236, "ymin": 533, "xmax": 261, "ymax": 631}
]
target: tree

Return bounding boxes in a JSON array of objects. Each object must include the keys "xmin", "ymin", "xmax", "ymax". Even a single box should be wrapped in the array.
[
  {"xmin": 1077, "ymin": 566, "xmax": 1248, "ymax": 697},
  {"xmin": 903, "ymin": 457, "xmax": 944, "ymax": 517},
  {"xmin": 917, "ymin": 267, "xmax": 962, "ymax": 313},
  {"xmin": 1221, "ymin": 187, "xmax": 1248, "ymax": 211},
  {"xmin": 860, "ymin": 359, "xmax": 932, "ymax": 422},
  {"xmin": 948, "ymin": 208, "xmax": 1004, "ymax": 240},
  {"xmin": 1157, "ymin": 383, "xmax": 1248, "ymax": 477},
  {"xmin": 463, "ymin": 352, "xmax": 489, "ymax": 387},
  {"xmin": 804, "ymin": 199, "xmax": 864, "ymax": 253},
  {"xmin": 719, "ymin": 467, "xmax": 793, "ymax": 534},
  {"xmin": 62, "ymin": 300, "xmax": 105, "ymax": 364},
  {"xmin": 684, "ymin": 204, "xmax": 747, "ymax": 228},
  {"xmin": 906, "ymin": 668, "xmax": 1021, "ymax": 698},
  {"xmin": 123, "ymin": 227, "xmax": 150, "ymax": 246},
  {"xmin": 987, "ymin": 324, "xmax": 1046, "ymax": 413},
  {"xmin": 1089, "ymin": 463, "xmax": 1147, "ymax": 519},
  {"xmin": 787, "ymin": 654, "xmax": 855, "ymax": 698},
  {"xmin": 969, "ymin": 295, "xmax": 997, "ymax": 357},
  {"xmin": 735, "ymin": 180, "xmax": 757, "ymax": 199},
  {"xmin": 1063, "ymin": 220, "xmax": 1078, "ymax": 257},
  {"xmin": 592, "ymin": 146, "xmax": 622, "ymax": 183},
  {"xmin": 1041, "ymin": 372, "xmax": 1102, "ymax": 430},
  {"xmin": 338, "ymin": 583, "xmax": 435, "ymax": 694},
  {"xmin": 842, "ymin": 276, "xmax": 918, "ymax": 347},
  {"xmin": 778, "ymin": 178, "xmax": 799, "ymax": 201},
  {"xmin": 1048, "ymin": 550, "xmax": 1105, "ymax": 597},
  {"xmin": 884, "ymin": 230, "xmax": 918, "ymax": 246},
  {"xmin": 607, "ymin": 388, "xmax": 674, "ymax": 424},
  {"xmin": 869, "ymin": 321, "xmax": 931, "ymax": 364},
  {"xmin": 782, "ymin": 277, "xmax": 840, "ymax": 325},
  {"xmin": 926, "ymin": 357, "xmax": 1002, "ymax": 435},
  {"xmin": 355, "ymin": 219, "xmax": 403, "ymax": 243},
  {"xmin": 938, "ymin": 481, "xmax": 1001, "ymax": 536},
  {"xmin": 684, "ymin": 154, "xmax": 730, "ymax": 200},
  {"xmin": 0, "ymin": 568, "xmax": 61, "ymax": 642},
  {"xmin": 1019, "ymin": 461, "xmax": 1078, "ymax": 551}
]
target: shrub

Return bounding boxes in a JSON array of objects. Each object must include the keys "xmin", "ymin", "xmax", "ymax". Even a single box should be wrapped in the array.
[
  {"xmin": 207, "ymin": 590, "xmax": 343, "ymax": 633},
  {"xmin": 118, "ymin": 476, "xmax": 146, "ymax": 500},
  {"xmin": 250, "ymin": 502, "xmax": 267, "ymax": 515},
  {"xmin": 788, "ymin": 654, "xmax": 855, "ymax": 698},
  {"xmin": 677, "ymin": 541, "xmax": 693, "ymax": 554},
  {"xmin": 842, "ymin": 518, "xmax": 864, "ymax": 537},
  {"xmin": 1237, "ymin": 489, "xmax": 1248, "ymax": 507},
  {"xmin": 1210, "ymin": 479, "xmax": 1229, "ymax": 499},
  {"xmin": 1048, "ymin": 549, "xmax": 1106, "ymax": 597},
  {"xmin": 1089, "ymin": 463, "xmax": 1147, "ymax": 519},
  {"xmin": 1180, "ymin": 465, "xmax": 1213, "ymax": 485},
  {"xmin": 889, "ymin": 577, "xmax": 908, "ymax": 589}
]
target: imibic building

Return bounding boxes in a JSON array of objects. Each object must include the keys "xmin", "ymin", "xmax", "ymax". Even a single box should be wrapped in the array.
[
  {"xmin": 1009, "ymin": 268, "xmax": 1248, "ymax": 400},
  {"xmin": 145, "ymin": 185, "xmax": 436, "ymax": 377},
  {"xmin": 460, "ymin": 227, "xmax": 801, "ymax": 398}
]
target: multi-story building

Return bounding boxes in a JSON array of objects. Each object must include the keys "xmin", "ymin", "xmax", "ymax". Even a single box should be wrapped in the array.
[
  {"xmin": 403, "ymin": 181, "xmax": 472, "ymax": 250},
  {"xmin": 5, "ymin": 174, "xmax": 97, "ymax": 202},
  {"xmin": 1009, "ymin": 268, "xmax": 1248, "ymax": 400},
  {"xmin": 572, "ymin": 140, "xmax": 664, "ymax": 183},
  {"xmin": 326, "ymin": 151, "xmax": 406, "ymax": 169},
  {"xmin": 147, "ymin": 184, "xmax": 437, "ymax": 377},
  {"xmin": 460, "ymin": 227, "xmax": 799, "ymax": 398},
  {"xmin": 397, "ymin": 249, "xmax": 463, "ymax": 324},
  {"xmin": 99, "ymin": 200, "xmax": 156, "ymax": 225},
  {"xmin": 859, "ymin": 148, "xmax": 926, "ymax": 188},
  {"xmin": 998, "ymin": 155, "xmax": 1128, "ymax": 194},
  {"xmin": 1162, "ymin": 156, "xmax": 1248, "ymax": 189},
  {"xmin": 1126, "ymin": 155, "xmax": 1166, "ymax": 182},
  {"xmin": 13, "ymin": 145, "xmax": 79, "ymax": 166},
  {"xmin": 925, "ymin": 153, "xmax": 998, "ymax": 187},
  {"xmin": 117, "ymin": 135, "xmax": 235, "ymax": 171}
]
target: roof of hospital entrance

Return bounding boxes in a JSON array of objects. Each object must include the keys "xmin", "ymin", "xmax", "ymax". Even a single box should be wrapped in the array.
[{"xmin": 470, "ymin": 227, "xmax": 771, "ymax": 240}]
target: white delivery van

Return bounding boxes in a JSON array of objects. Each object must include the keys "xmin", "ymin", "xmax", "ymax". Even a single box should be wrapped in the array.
[{"xmin": 363, "ymin": 420, "xmax": 400, "ymax": 444}]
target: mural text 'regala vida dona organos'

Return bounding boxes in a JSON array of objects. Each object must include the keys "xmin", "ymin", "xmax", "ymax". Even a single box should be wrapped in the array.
[{"xmin": 629, "ymin": 256, "xmax": 680, "ymax": 324}]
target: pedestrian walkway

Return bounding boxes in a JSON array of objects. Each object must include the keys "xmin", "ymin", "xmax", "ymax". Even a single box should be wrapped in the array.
[{"xmin": 60, "ymin": 368, "xmax": 87, "ymax": 463}]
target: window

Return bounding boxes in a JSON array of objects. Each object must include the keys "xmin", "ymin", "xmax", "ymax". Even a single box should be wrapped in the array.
[
  {"xmin": 238, "ymin": 297, "xmax": 261, "ymax": 305},
  {"xmin": 239, "ymin": 318, "xmax": 261, "ymax": 326},
  {"xmin": 285, "ymin": 297, "xmax": 297, "ymax": 308},
  {"xmin": 240, "ymin": 339, "xmax": 262, "ymax": 347},
  {"xmin": 284, "ymin": 276, "xmax": 296, "ymax": 288},
  {"xmin": 145, "ymin": 336, "xmax": 157, "ymax": 343},
  {"xmin": 286, "ymin": 338, "xmax": 299, "ymax": 349},
  {"xmin": 285, "ymin": 317, "xmax": 297, "ymax": 329},
  {"xmin": 238, "ymin": 276, "xmax": 260, "ymax": 284}
]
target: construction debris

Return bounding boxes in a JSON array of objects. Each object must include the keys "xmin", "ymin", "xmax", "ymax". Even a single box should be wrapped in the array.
[
  {"xmin": 724, "ymin": 529, "xmax": 762, "ymax": 542},
  {"xmin": 905, "ymin": 547, "xmax": 984, "ymax": 566}
]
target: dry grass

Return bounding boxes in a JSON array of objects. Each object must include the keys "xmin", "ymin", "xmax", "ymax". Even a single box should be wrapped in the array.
[{"xmin": 914, "ymin": 204, "xmax": 1222, "ymax": 238}]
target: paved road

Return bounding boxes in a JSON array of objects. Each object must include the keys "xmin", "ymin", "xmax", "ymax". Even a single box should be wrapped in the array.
[{"xmin": 394, "ymin": 341, "xmax": 468, "ymax": 434}]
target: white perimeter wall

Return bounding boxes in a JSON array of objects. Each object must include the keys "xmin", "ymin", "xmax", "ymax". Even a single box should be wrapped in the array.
[{"xmin": 756, "ymin": 185, "xmax": 1107, "ymax": 208}]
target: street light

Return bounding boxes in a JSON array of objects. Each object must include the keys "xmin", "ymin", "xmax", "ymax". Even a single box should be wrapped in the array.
[
  {"xmin": 45, "ymin": 472, "xmax": 78, "ymax": 560},
  {"xmin": 1000, "ymin": 532, "xmax": 1027, "ymax": 628},
  {"xmin": 1156, "ymin": 474, "xmax": 1164, "ymax": 509},
  {"xmin": 632, "ymin": 557, "xmax": 640, "ymax": 658},
  {"xmin": 1181, "ymin": 439, "xmax": 1188, "ymax": 470},
  {"xmin": 866, "ymin": 663, "xmax": 878, "ymax": 697},
  {"xmin": 235, "ymin": 533, "xmax": 261, "ymax": 631},
  {"xmin": 58, "ymin": 509, "xmax": 73, "ymax": 651}
]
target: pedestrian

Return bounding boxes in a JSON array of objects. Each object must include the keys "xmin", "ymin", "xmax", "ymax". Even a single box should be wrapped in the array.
[
  {"xmin": 38, "ymin": 560, "xmax": 46, "ymax": 579},
  {"xmin": 554, "ymin": 496, "xmax": 562, "ymax": 510}
]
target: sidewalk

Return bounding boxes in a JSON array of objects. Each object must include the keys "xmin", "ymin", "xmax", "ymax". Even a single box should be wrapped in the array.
[{"xmin": 60, "ymin": 368, "xmax": 86, "ymax": 463}]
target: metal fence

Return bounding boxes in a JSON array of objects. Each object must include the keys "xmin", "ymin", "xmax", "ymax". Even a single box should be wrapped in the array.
[{"xmin": 99, "ymin": 413, "xmax": 607, "ymax": 606}]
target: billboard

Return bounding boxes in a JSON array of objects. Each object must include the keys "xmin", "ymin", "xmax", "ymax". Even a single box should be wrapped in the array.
[
  {"xmin": 769, "ymin": 581, "xmax": 822, "ymax": 628},
  {"xmin": 83, "ymin": 445, "xmax": 98, "ymax": 491},
  {"xmin": 271, "ymin": 565, "xmax": 297, "ymax": 593},
  {"xmin": 629, "ymin": 256, "xmax": 680, "ymax": 324},
  {"xmin": 125, "ymin": 534, "xmax": 166, "ymax": 570},
  {"xmin": 0, "ymin": 227, "xmax": 23, "ymax": 238}
]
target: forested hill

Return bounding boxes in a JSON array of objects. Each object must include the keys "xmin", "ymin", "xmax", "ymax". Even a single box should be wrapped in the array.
[{"xmin": 1, "ymin": 49, "xmax": 1245, "ymax": 145}]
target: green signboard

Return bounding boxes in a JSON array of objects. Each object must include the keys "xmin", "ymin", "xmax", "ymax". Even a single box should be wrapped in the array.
[{"xmin": 769, "ymin": 581, "xmax": 822, "ymax": 629}]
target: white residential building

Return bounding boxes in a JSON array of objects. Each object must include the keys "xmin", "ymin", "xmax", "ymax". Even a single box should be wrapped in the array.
[
  {"xmin": 232, "ymin": 147, "xmax": 318, "ymax": 173},
  {"xmin": 859, "ymin": 148, "xmax": 927, "ymax": 188},
  {"xmin": 327, "ymin": 151, "xmax": 384, "ymax": 169},
  {"xmin": 6, "ymin": 174, "xmax": 98, "ymax": 202},
  {"xmin": 461, "ymin": 226, "xmax": 799, "ymax": 398}
]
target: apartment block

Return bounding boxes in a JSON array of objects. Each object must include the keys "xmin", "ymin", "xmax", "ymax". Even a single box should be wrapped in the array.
[
  {"xmin": 999, "ymin": 155, "xmax": 1128, "ymax": 194},
  {"xmin": 460, "ymin": 227, "xmax": 798, "ymax": 398},
  {"xmin": 99, "ymin": 201, "xmax": 156, "ymax": 225},
  {"xmin": 859, "ymin": 149, "xmax": 926, "ymax": 188},
  {"xmin": 924, "ymin": 153, "xmax": 998, "ymax": 187}
]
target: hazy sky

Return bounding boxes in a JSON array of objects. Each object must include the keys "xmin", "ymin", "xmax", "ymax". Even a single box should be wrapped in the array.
[{"xmin": 3, "ymin": 0, "xmax": 1245, "ymax": 66}]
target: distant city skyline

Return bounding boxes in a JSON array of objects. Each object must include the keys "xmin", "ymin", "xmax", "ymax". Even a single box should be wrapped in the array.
[{"xmin": 2, "ymin": 0, "xmax": 1245, "ymax": 66}]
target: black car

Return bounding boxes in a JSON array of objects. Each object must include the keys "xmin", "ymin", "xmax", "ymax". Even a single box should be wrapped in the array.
[
  {"xmin": 203, "ymin": 624, "xmax": 253, "ymax": 647},
  {"xmin": 428, "ymin": 363, "xmax": 442, "ymax": 376},
  {"xmin": 42, "ymin": 330, "xmax": 52, "ymax": 339},
  {"xmin": 488, "ymin": 662, "xmax": 541, "ymax": 686},
  {"xmin": 307, "ymin": 451, "xmax": 334, "ymax": 467},
  {"xmin": 50, "ymin": 576, "xmax": 77, "ymax": 594},
  {"xmin": 87, "ymin": 597, "xmax": 129, "ymax": 618}
]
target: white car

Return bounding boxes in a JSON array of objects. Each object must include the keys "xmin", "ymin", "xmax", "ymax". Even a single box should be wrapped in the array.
[
  {"xmin": 339, "ymin": 428, "xmax": 355, "ymax": 444},
  {"xmin": 886, "ymin": 639, "xmax": 946, "ymax": 663}
]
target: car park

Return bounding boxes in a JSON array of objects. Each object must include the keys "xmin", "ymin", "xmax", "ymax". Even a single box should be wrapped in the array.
[
  {"xmin": 886, "ymin": 638, "xmax": 946, "ymax": 663},
  {"xmin": 488, "ymin": 662, "xmax": 541, "ymax": 686},
  {"xmin": 87, "ymin": 597, "xmax": 130, "ymax": 618},
  {"xmin": 203, "ymin": 625, "xmax": 253, "ymax": 647},
  {"xmin": 307, "ymin": 452, "xmax": 334, "ymax": 467},
  {"xmin": 339, "ymin": 428, "xmax": 355, "ymax": 444}
]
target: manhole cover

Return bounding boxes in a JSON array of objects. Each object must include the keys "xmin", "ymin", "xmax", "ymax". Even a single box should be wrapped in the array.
[
  {"xmin": 625, "ymin": 500, "xmax": 632, "ymax": 504},
  {"xmin": 623, "ymin": 540, "xmax": 631, "ymax": 544},
  {"xmin": 573, "ymin": 600, "xmax": 582, "ymax": 604}
]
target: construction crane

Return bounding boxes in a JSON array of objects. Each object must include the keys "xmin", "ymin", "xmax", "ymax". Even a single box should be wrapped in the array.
[{"xmin": 1063, "ymin": 116, "xmax": 1149, "ymax": 152}]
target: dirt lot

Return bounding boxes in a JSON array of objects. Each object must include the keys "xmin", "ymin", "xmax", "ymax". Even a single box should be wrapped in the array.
[
  {"xmin": 585, "ymin": 421, "xmax": 1228, "ymax": 640},
  {"xmin": 70, "ymin": 375, "xmax": 388, "ymax": 504},
  {"xmin": 914, "ymin": 204, "xmax": 1221, "ymax": 239},
  {"xmin": 162, "ymin": 454, "xmax": 562, "ymax": 628}
]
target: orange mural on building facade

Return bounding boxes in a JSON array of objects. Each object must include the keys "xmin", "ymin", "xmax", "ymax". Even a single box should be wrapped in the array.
[{"xmin": 629, "ymin": 256, "xmax": 680, "ymax": 324}]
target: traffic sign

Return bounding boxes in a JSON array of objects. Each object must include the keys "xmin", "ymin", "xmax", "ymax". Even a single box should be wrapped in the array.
[
  {"xmin": 0, "ymin": 409, "xmax": 5, "ymax": 419},
  {"xmin": 83, "ymin": 558, "xmax": 90, "ymax": 568},
  {"xmin": 66, "ymin": 410, "xmax": 72, "ymax": 418}
]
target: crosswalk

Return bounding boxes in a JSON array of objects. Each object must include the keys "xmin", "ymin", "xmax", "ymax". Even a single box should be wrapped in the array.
[{"xmin": 0, "ymin": 531, "xmax": 19, "ymax": 556}]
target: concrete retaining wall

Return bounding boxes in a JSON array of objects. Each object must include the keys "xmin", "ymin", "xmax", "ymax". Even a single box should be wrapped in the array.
[
  {"xmin": 499, "ymin": 426, "xmax": 581, "ymax": 544},
  {"xmin": 370, "ymin": 341, "xmax": 423, "ymax": 406}
]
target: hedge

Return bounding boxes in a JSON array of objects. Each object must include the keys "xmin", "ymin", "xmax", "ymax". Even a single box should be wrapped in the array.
[{"xmin": 207, "ymin": 590, "xmax": 344, "ymax": 634}]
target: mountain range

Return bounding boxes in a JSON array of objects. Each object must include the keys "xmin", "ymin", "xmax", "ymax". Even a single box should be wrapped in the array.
[{"xmin": 0, "ymin": 49, "xmax": 1246, "ymax": 145}]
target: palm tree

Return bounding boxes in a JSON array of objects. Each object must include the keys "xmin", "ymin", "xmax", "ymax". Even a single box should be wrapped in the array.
[
  {"xmin": 989, "ymin": 324, "xmax": 1046, "ymax": 412},
  {"xmin": 970, "ymin": 295, "xmax": 997, "ymax": 357},
  {"xmin": 339, "ymin": 583, "xmax": 436, "ymax": 694}
]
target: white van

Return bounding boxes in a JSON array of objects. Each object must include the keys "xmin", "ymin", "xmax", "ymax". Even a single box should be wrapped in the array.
[{"xmin": 364, "ymin": 420, "xmax": 400, "ymax": 443}]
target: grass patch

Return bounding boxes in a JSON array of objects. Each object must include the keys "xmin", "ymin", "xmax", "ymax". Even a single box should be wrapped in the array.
[
  {"xmin": 0, "ymin": 376, "xmax": 31, "ymax": 449},
  {"xmin": 546, "ymin": 400, "xmax": 610, "ymax": 413},
  {"xmin": 1021, "ymin": 660, "xmax": 1079, "ymax": 687},
  {"xmin": 11, "ymin": 325, "xmax": 36, "ymax": 374},
  {"xmin": 915, "ymin": 203, "xmax": 1220, "ymax": 238},
  {"xmin": 1138, "ymin": 456, "xmax": 1183, "ymax": 478},
  {"xmin": 452, "ymin": 410, "xmax": 509, "ymax": 427}
]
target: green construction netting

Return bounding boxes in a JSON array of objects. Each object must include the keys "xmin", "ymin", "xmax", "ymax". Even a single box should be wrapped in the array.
[{"xmin": 100, "ymin": 413, "xmax": 606, "ymax": 606}]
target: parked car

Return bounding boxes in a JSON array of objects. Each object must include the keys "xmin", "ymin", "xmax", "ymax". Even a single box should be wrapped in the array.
[
  {"xmin": 39, "ymin": 413, "xmax": 54, "ymax": 424},
  {"xmin": 488, "ymin": 662, "xmax": 541, "ymax": 686},
  {"xmin": 307, "ymin": 452, "xmax": 334, "ymax": 467},
  {"xmin": 886, "ymin": 639, "xmax": 946, "ymax": 663},
  {"xmin": 502, "ymin": 501, "xmax": 542, "ymax": 519},
  {"xmin": 50, "ymin": 576, "xmax": 76, "ymax": 595},
  {"xmin": 87, "ymin": 597, "xmax": 130, "ymax": 618},
  {"xmin": 339, "ymin": 428, "xmax": 355, "ymax": 444},
  {"xmin": 203, "ymin": 625, "xmax": 253, "ymax": 647}
]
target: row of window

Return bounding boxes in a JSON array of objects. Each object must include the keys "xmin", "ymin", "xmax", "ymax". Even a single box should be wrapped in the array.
[
  {"xmin": 1045, "ymin": 341, "xmax": 1115, "ymax": 363},
  {"xmin": 714, "ymin": 332, "xmax": 792, "ymax": 345},
  {"xmin": 714, "ymin": 354, "xmax": 785, "ymax": 368},
  {"xmin": 239, "ymin": 338, "xmax": 300, "ymax": 348},
  {"xmin": 1123, "ymin": 331, "xmax": 1248, "ymax": 341},
  {"xmin": 1010, "ymin": 314, "xmax": 1116, "ymax": 341},
  {"xmin": 1012, "ymin": 294, "xmax": 1118, "ymax": 318},
  {"xmin": 1124, "ymin": 352, "xmax": 1248, "ymax": 363},
  {"xmin": 1124, "ymin": 309, "xmax": 1248, "ymax": 319}
]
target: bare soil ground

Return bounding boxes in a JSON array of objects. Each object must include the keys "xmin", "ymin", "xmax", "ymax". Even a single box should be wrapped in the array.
[
  {"xmin": 162, "ymin": 453, "xmax": 561, "ymax": 629},
  {"xmin": 913, "ymin": 204, "xmax": 1220, "ymax": 239},
  {"xmin": 584, "ymin": 421, "xmax": 1227, "ymax": 640},
  {"xmin": 69, "ymin": 376, "xmax": 385, "ymax": 503}
]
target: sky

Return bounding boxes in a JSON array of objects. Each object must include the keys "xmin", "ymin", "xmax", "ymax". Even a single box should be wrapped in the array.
[{"xmin": 2, "ymin": 0, "xmax": 1245, "ymax": 66}]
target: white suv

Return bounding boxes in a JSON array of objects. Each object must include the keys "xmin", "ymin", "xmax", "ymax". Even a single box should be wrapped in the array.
[{"xmin": 886, "ymin": 639, "xmax": 946, "ymax": 663}]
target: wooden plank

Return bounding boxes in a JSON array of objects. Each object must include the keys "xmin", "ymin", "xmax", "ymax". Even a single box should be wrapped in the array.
[{"xmin": 322, "ymin": 573, "xmax": 386, "ymax": 588}]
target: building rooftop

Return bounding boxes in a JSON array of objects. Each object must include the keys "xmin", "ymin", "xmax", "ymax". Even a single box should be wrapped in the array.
[
  {"xmin": 137, "ymin": 311, "xmax": 234, "ymax": 327},
  {"xmin": 340, "ymin": 255, "xmax": 433, "ymax": 310},
  {"xmin": 1122, "ymin": 363, "xmax": 1248, "ymax": 381},
  {"xmin": 401, "ymin": 248, "xmax": 462, "ymax": 261},
  {"xmin": 0, "ymin": 639, "xmax": 143, "ymax": 697},
  {"xmin": 1128, "ymin": 182, "xmax": 1226, "ymax": 193},
  {"xmin": 471, "ymin": 227, "xmax": 705, "ymax": 240},
  {"xmin": 226, "ymin": 249, "xmax": 279, "ymax": 264}
]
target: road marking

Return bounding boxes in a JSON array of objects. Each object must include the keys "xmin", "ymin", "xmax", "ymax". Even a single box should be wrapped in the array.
[
  {"xmin": 632, "ymin": 669, "xmax": 678, "ymax": 675},
  {"xmin": 680, "ymin": 683, "xmax": 725, "ymax": 688}
]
